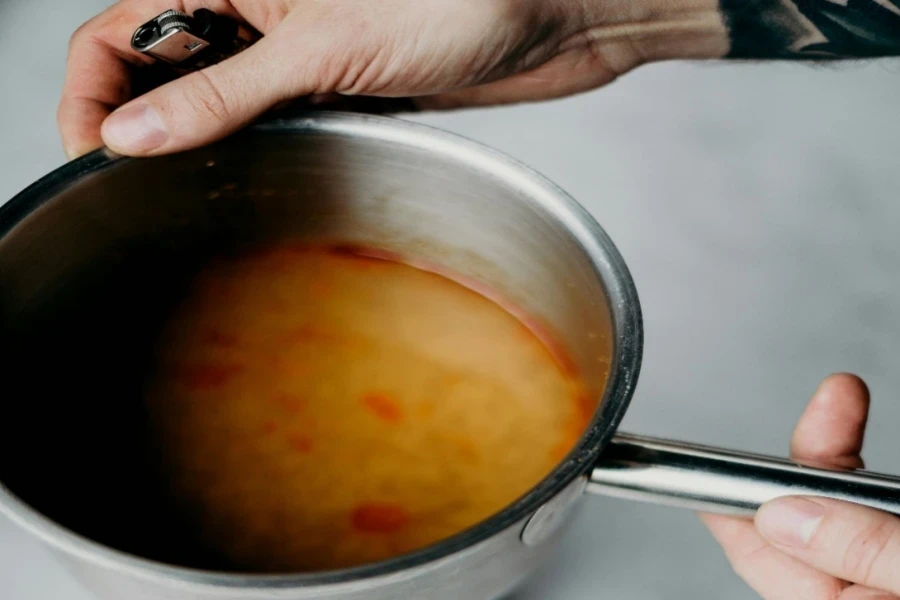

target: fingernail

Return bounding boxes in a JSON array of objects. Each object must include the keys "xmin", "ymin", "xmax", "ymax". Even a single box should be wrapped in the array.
[
  {"xmin": 756, "ymin": 497, "xmax": 825, "ymax": 548},
  {"xmin": 102, "ymin": 103, "xmax": 168, "ymax": 153}
]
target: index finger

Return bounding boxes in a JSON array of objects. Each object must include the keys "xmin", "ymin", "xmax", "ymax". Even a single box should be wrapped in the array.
[{"xmin": 58, "ymin": 0, "xmax": 241, "ymax": 159}]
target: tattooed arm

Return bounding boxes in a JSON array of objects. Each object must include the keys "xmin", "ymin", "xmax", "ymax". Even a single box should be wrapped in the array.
[
  {"xmin": 720, "ymin": 0, "xmax": 900, "ymax": 58},
  {"xmin": 60, "ymin": 0, "xmax": 897, "ymax": 158}
]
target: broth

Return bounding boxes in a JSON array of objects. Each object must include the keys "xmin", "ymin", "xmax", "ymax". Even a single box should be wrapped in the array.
[{"xmin": 144, "ymin": 244, "xmax": 596, "ymax": 572}]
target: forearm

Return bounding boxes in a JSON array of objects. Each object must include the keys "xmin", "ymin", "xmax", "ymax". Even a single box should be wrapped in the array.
[
  {"xmin": 720, "ymin": 0, "xmax": 900, "ymax": 59},
  {"xmin": 577, "ymin": 0, "xmax": 900, "ymax": 65}
]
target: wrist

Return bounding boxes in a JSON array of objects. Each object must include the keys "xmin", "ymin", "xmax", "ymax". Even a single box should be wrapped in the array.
[{"xmin": 567, "ymin": 0, "xmax": 729, "ymax": 68}]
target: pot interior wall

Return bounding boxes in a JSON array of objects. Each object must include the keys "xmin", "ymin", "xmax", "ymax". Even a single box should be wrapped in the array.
[{"xmin": 0, "ymin": 125, "xmax": 613, "ymax": 571}]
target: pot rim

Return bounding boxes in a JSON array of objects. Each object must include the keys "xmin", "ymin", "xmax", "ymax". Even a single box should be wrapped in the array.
[{"xmin": 0, "ymin": 111, "xmax": 643, "ymax": 590}]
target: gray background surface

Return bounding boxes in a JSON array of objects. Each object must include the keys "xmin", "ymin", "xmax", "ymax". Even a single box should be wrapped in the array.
[{"xmin": 2, "ymin": 1, "xmax": 899, "ymax": 598}]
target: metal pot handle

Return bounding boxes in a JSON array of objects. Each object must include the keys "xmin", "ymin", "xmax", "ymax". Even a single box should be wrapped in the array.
[{"xmin": 588, "ymin": 433, "xmax": 900, "ymax": 515}]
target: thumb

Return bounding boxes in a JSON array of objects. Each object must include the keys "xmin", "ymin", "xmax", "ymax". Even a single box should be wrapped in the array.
[
  {"xmin": 101, "ymin": 39, "xmax": 287, "ymax": 156},
  {"xmin": 756, "ymin": 496, "xmax": 900, "ymax": 595}
]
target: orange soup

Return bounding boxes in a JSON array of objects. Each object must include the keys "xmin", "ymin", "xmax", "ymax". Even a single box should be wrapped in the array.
[{"xmin": 144, "ymin": 245, "xmax": 596, "ymax": 572}]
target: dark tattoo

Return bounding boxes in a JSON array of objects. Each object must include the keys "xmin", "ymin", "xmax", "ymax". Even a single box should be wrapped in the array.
[{"xmin": 720, "ymin": 0, "xmax": 900, "ymax": 58}]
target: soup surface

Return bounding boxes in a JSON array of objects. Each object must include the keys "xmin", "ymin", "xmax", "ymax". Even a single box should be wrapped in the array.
[{"xmin": 145, "ymin": 244, "xmax": 595, "ymax": 572}]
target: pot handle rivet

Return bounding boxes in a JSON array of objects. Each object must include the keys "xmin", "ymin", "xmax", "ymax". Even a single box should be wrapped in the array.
[{"xmin": 521, "ymin": 476, "xmax": 587, "ymax": 547}]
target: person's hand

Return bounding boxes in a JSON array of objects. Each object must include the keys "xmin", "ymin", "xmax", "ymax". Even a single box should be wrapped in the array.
[
  {"xmin": 702, "ymin": 374, "xmax": 900, "ymax": 599},
  {"xmin": 59, "ymin": 0, "xmax": 728, "ymax": 158}
]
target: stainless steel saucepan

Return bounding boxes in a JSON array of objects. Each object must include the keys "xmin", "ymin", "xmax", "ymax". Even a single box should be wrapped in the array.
[{"xmin": 1, "ymin": 112, "xmax": 898, "ymax": 600}]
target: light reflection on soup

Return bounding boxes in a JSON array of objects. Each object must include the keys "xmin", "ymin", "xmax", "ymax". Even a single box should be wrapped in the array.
[{"xmin": 144, "ymin": 245, "xmax": 597, "ymax": 572}]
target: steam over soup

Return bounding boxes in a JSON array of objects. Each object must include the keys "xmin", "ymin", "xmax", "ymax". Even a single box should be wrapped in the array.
[{"xmin": 145, "ymin": 245, "xmax": 600, "ymax": 572}]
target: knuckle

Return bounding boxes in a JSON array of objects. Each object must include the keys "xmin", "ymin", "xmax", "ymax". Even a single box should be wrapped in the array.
[
  {"xmin": 841, "ymin": 516, "xmax": 899, "ymax": 586},
  {"xmin": 477, "ymin": 0, "xmax": 520, "ymax": 21},
  {"xmin": 254, "ymin": 0, "xmax": 291, "ymax": 30},
  {"xmin": 733, "ymin": 534, "xmax": 772, "ymax": 569},
  {"xmin": 56, "ymin": 100, "xmax": 68, "ymax": 125},
  {"xmin": 723, "ymin": 529, "xmax": 775, "ymax": 579},
  {"xmin": 68, "ymin": 22, "xmax": 93, "ymax": 51},
  {"xmin": 730, "ymin": 543, "xmax": 769, "ymax": 581},
  {"xmin": 183, "ymin": 71, "xmax": 233, "ymax": 125},
  {"xmin": 816, "ymin": 580, "xmax": 848, "ymax": 600}
]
